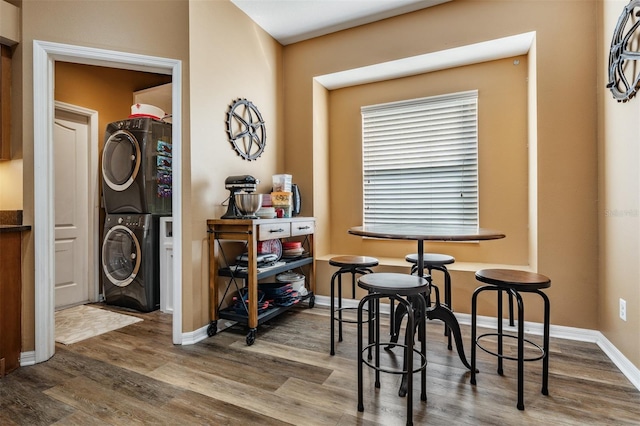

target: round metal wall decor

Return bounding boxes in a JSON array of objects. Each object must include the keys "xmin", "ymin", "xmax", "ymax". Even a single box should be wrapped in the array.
[
  {"xmin": 607, "ymin": 0, "xmax": 640, "ymax": 102},
  {"xmin": 225, "ymin": 98, "xmax": 266, "ymax": 160}
]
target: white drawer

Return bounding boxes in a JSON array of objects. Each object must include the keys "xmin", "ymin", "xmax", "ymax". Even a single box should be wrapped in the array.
[
  {"xmin": 258, "ymin": 223, "xmax": 290, "ymax": 241},
  {"xmin": 291, "ymin": 220, "xmax": 315, "ymax": 236}
]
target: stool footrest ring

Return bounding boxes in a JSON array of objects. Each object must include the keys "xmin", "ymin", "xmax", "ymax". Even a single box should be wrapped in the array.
[
  {"xmin": 334, "ymin": 306, "xmax": 374, "ymax": 325},
  {"xmin": 361, "ymin": 342, "xmax": 427, "ymax": 375},
  {"xmin": 476, "ymin": 332, "xmax": 546, "ymax": 363}
]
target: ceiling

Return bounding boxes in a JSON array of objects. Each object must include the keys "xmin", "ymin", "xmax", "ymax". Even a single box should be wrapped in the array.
[{"xmin": 231, "ymin": 0, "xmax": 450, "ymax": 45}]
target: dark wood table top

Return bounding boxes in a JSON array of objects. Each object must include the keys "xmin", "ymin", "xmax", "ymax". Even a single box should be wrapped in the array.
[{"xmin": 348, "ymin": 224, "xmax": 505, "ymax": 242}]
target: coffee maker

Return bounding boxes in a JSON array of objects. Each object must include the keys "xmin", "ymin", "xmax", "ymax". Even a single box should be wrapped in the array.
[{"xmin": 221, "ymin": 175, "xmax": 259, "ymax": 219}]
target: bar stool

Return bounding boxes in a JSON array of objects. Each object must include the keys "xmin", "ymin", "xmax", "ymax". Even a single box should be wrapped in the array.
[
  {"xmin": 405, "ymin": 253, "xmax": 455, "ymax": 349},
  {"xmin": 470, "ymin": 269, "xmax": 551, "ymax": 410},
  {"xmin": 357, "ymin": 273, "xmax": 428, "ymax": 426},
  {"xmin": 329, "ymin": 255, "xmax": 379, "ymax": 356}
]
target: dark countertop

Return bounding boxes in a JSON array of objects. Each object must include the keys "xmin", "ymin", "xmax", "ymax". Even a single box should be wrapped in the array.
[{"xmin": 0, "ymin": 224, "xmax": 31, "ymax": 233}]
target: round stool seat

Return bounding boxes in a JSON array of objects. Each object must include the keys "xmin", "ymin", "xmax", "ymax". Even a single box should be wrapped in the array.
[
  {"xmin": 358, "ymin": 272, "xmax": 428, "ymax": 296},
  {"xmin": 475, "ymin": 269, "xmax": 550, "ymax": 292},
  {"xmin": 330, "ymin": 255, "xmax": 379, "ymax": 268},
  {"xmin": 405, "ymin": 253, "xmax": 455, "ymax": 266}
]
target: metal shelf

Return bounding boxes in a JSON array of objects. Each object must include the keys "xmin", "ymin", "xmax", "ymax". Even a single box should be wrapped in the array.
[
  {"xmin": 218, "ymin": 256, "xmax": 313, "ymax": 280},
  {"xmin": 219, "ymin": 292, "xmax": 315, "ymax": 326}
]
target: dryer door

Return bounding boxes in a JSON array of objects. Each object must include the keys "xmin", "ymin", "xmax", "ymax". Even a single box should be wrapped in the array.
[
  {"xmin": 102, "ymin": 225, "xmax": 141, "ymax": 287},
  {"xmin": 102, "ymin": 130, "xmax": 141, "ymax": 192}
]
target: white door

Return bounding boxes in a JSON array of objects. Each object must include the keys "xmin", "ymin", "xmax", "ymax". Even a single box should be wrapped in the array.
[{"xmin": 54, "ymin": 109, "xmax": 91, "ymax": 309}]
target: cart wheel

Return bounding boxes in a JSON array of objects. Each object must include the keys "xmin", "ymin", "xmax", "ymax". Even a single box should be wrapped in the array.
[
  {"xmin": 309, "ymin": 295, "xmax": 315, "ymax": 309},
  {"xmin": 207, "ymin": 321, "xmax": 218, "ymax": 337},
  {"xmin": 246, "ymin": 328, "xmax": 257, "ymax": 345}
]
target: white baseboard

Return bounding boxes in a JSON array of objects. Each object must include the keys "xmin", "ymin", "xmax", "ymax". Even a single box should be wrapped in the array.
[
  {"xmin": 20, "ymin": 350, "xmax": 36, "ymax": 367},
  {"xmin": 313, "ymin": 295, "xmax": 640, "ymax": 391},
  {"xmin": 181, "ymin": 324, "xmax": 210, "ymax": 345},
  {"xmin": 593, "ymin": 332, "xmax": 640, "ymax": 391},
  {"xmin": 181, "ymin": 318, "xmax": 240, "ymax": 345}
]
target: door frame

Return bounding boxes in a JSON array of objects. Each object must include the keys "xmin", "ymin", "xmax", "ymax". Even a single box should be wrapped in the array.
[
  {"xmin": 33, "ymin": 40, "xmax": 183, "ymax": 363},
  {"xmin": 54, "ymin": 101, "xmax": 100, "ymax": 306}
]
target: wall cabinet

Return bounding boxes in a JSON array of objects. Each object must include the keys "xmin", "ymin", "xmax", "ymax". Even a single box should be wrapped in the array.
[
  {"xmin": 0, "ymin": 44, "xmax": 11, "ymax": 160},
  {"xmin": 207, "ymin": 217, "xmax": 316, "ymax": 345},
  {"xmin": 0, "ymin": 230, "xmax": 22, "ymax": 377}
]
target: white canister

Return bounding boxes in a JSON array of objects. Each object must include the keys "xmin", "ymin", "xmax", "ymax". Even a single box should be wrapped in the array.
[{"xmin": 276, "ymin": 271, "xmax": 306, "ymax": 295}]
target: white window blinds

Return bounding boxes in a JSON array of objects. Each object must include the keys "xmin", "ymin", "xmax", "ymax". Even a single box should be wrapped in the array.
[{"xmin": 361, "ymin": 90, "xmax": 478, "ymax": 227}]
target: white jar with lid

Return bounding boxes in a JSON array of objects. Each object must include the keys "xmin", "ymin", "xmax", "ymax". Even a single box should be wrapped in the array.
[{"xmin": 276, "ymin": 271, "xmax": 306, "ymax": 295}]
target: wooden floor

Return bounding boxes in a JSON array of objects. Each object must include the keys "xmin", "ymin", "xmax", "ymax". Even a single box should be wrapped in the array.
[{"xmin": 2, "ymin": 303, "xmax": 640, "ymax": 425}]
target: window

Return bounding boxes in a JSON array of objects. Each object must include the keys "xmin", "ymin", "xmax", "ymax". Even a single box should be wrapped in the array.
[{"xmin": 361, "ymin": 90, "xmax": 478, "ymax": 227}]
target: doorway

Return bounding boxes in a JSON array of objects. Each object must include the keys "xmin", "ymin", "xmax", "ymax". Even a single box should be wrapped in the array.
[{"xmin": 33, "ymin": 40, "xmax": 183, "ymax": 363}]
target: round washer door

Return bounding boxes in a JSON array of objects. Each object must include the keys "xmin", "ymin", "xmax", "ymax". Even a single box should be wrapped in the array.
[
  {"xmin": 102, "ymin": 225, "xmax": 141, "ymax": 287},
  {"xmin": 102, "ymin": 129, "xmax": 141, "ymax": 191}
]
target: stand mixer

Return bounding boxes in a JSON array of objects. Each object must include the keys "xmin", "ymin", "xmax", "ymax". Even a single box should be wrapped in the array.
[{"xmin": 221, "ymin": 175, "xmax": 260, "ymax": 219}]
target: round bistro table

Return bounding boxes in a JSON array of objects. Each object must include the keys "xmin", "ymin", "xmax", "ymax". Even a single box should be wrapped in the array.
[{"xmin": 348, "ymin": 224, "xmax": 505, "ymax": 370}]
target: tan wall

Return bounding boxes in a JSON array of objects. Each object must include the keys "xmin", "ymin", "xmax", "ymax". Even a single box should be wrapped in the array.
[
  {"xmin": 284, "ymin": 0, "xmax": 600, "ymax": 332},
  {"xmin": 600, "ymin": 1, "xmax": 640, "ymax": 368},
  {"xmin": 0, "ymin": 159, "xmax": 22, "ymax": 208},
  {"xmin": 55, "ymin": 63, "xmax": 172, "ymax": 143},
  {"xmin": 187, "ymin": 1, "xmax": 283, "ymax": 330},
  {"xmin": 19, "ymin": 0, "xmax": 190, "ymax": 350},
  {"xmin": 328, "ymin": 57, "xmax": 529, "ymax": 265}
]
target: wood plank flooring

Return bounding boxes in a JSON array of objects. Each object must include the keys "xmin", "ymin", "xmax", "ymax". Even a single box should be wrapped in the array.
[{"xmin": 1, "ymin": 303, "xmax": 639, "ymax": 425}]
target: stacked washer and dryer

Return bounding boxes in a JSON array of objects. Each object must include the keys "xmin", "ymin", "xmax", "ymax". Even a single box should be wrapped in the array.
[{"xmin": 101, "ymin": 109, "xmax": 172, "ymax": 312}]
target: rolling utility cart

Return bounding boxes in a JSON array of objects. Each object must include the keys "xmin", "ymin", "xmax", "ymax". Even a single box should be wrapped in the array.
[{"xmin": 207, "ymin": 217, "xmax": 316, "ymax": 345}]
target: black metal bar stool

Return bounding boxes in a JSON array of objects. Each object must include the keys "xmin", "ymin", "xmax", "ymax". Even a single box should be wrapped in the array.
[
  {"xmin": 329, "ymin": 255, "xmax": 379, "ymax": 355},
  {"xmin": 470, "ymin": 269, "xmax": 551, "ymax": 410},
  {"xmin": 405, "ymin": 253, "xmax": 455, "ymax": 349},
  {"xmin": 357, "ymin": 272, "xmax": 428, "ymax": 426}
]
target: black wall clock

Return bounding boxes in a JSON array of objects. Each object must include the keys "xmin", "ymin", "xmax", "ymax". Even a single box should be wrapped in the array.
[
  {"xmin": 225, "ymin": 98, "xmax": 266, "ymax": 160},
  {"xmin": 608, "ymin": 0, "xmax": 640, "ymax": 102}
]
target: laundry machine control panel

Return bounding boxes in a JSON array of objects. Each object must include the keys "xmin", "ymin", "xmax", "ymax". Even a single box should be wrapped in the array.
[{"xmin": 110, "ymin": 214, "xmax": 147, "ymax": 229}]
